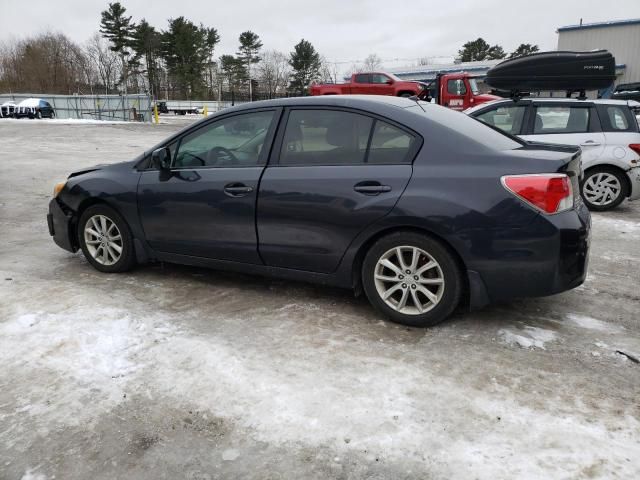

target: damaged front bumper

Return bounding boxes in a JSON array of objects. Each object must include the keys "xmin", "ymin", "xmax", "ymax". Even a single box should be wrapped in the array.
[{"xmin": 47, "ymin": 198, "xmax": 78, "ymax": 253}]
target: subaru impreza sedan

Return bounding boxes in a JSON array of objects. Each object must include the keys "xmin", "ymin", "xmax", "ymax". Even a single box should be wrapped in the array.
[{"xmin": 48, "ymin": 96, "xmax": 590, "ymax": 327}]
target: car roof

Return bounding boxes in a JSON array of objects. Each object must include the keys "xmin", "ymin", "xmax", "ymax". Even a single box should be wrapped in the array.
[
  {"xmin": 228, "ymin": 94, "xmax": 419, "ymax": 111},
  {"xmin": 465, "ymin": 97, "xmax": 636, "ymax": 114}
]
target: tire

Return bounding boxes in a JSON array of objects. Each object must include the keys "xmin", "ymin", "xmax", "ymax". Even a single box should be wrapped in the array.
[
  {"xmin": 581, "ymin": 167, "xmax": 628, "ymax": 211},
  {"xmin": 36, "ymin": 111, "xmax": 42, "ymax": 119},
  {"xmin": 399, "ymin": 93, "xmax": 413, "ymax": 98},
  {"xmin": 78, "ymin": 204, "xmax": 136, "ymax": 273},
  {"xmin": 50, "ymin": 110, "xmax": 55, "ymax": 119},
  {"xmin": 362, "ymin": 231, "xmax": 462, "ymax": 327}
]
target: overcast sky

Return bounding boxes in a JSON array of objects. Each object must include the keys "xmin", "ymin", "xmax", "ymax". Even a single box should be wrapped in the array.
[{"xmin": 2, "ymin": 0, "xmax": 639, "ymax": 70}]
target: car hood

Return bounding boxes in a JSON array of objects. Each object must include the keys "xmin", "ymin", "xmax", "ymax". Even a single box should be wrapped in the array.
[{"xmin": 67, "ymin": 159, "xmax": 138, "ymax": 179}]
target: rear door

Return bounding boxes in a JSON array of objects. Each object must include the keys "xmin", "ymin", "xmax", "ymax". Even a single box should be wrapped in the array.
[
  {"xmin": 351, "ymin": 74, "xmax": 372, "ymax": 95},
  {"xmin": 520, "ymin": 103, "xmax": 605, "ymax": 166},
  {"xmin": 256, "ymin": 108, "xmax": 419, "ymax": 273}
]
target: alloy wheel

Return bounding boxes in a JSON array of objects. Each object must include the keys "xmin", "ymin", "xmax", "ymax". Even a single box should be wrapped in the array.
[
  {"xmin": 83, "ymin": 214, "xmax": 123, "ymax": 266},
  {"xmin": 373, "ymin": 246, "xmax": 445, "ymax": 315},
  {"xmin": 583, "ymin": 172, "xmax": 621, "ymax": 206}
]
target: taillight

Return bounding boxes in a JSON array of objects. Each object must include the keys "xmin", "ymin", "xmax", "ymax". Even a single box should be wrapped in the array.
[
  {"xmin": 629, "ymin": 144, "xmax": 640, "ymax": 156},
  {"xmin": 501, "ymin": 174, "xmax": 573, "ymax": 214}
]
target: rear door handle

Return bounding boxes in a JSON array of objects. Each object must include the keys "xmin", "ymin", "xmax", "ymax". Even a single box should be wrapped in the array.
[
  {"xmin": 580, "ymin": 141, "xmax": 601, "ymax": 146},
  {"xmin": 224, "ymin": 183, "xmax": 254, "ymax": 197},
  {"xmin": 354, "ymin": 181, "xmax": 392, "ymax": 195}
]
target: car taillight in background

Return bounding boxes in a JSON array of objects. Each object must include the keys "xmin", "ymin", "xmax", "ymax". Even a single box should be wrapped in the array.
[
  {"xmin": 629, "ymin": 144, "xmax": 640, "ymax": 157},
  {"xmin": 501, "ymin": 174, "xmax": 574, "ymax": 214}
]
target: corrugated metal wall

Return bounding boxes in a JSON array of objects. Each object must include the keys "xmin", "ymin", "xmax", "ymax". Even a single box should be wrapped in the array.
[{"xmin": 558, "ymin": 23, "xmax": 640, "ymax": 84}]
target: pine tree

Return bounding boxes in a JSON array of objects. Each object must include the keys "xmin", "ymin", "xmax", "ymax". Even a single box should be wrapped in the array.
[
  {"xmin": 132, "ymin": 19, "xmax": 162, "ymax": 97},
  {"xmin": 509, "ymin": 44, "xmax": 540, "ymax": 59},
  {"xmin": 237, "ymin": 31, "xmax": 263, "ymax": 100},
  {"xmin": 100, "ymin": 2, "xmax": 136, "ymax": 95},
  {"xmin": 456, "ymin": 38, "xmax": 506, "ymax": 62},
  {"xmin": 289, "ymin": 39, "xmax": 321, "ymax": 96}
]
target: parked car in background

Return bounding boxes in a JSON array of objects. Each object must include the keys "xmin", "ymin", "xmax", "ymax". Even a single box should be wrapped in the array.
[
  {"xmin": 1, "ymin": 102, "xmax": 17, "ymax": 118},
  {"xmin": 48, "ymin": 96, "xmax": 590, "ymax": 328},
  {"xmin": 14, "ymin": 98, "xmax": 56, "ymax": 119},
  {"xmin": 611, "ymin": 82, "xmax": 640, "ymax": 103},
  {"xmin": 466, "ymin": 98, "xmax": 640, "ymax": 211}
]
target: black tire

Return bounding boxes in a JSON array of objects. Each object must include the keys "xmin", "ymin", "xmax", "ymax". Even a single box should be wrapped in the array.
[
  {"xmin": 78, "ymin": 204, "xmax": 136, "ymax": 273},
  {"xmin": 36, "ymin": 110, "xmax": 42, "ymax": 119},
  {"xmin": 399, "ymin": 92, "xmax": 413, "ymax": 98},
  {"xmin": 362, "ymin": 231, "xmax": 462, "ymax": 327},
  {"xmin": 50, "ymin": 110, "xmax": 55, "ymax": 119},
  {"xmin": 581, "ymin": 167, "xmax": 628, "ymax": 211}
]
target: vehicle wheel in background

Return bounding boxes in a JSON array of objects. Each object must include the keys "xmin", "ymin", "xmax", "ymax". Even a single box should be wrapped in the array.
[
  {"xmin": 36, "ymin": 111, "xmax": 42, "ymax": 119},
  {"xmin": 50, "ymin": 110, "xmax": 56, "ymax": 119},
  {"xmin": 362, "ymin": 231, "xmax": 462, "ymax": 327},
  {"xmin": 399, "ymin": 93, "xmax": 413, "ymax": 98},
  {"xmin": 78, "ymin": 204, "xmax": 136, "ymax": 273},
  {"xmin": 581, "ymin": 167, "xmax": 628, "ymax": 211}
]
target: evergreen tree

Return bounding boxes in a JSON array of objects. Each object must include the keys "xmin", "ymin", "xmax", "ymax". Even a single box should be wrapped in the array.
[
  {"xmin": 220, "ymin": 54, "xmax": 246, "ymax": 97},
  {"xmin": 100, "ymin": 2, "xmax": 136, "ymax": 94},
  {"xmin": 132, "ymin": 19, "xmax": 162, "ymax": 97},
  {"xmin": 237, "ymin": 31, "xmax": 262, "ymax": 100},
  {"xmin": 509, "ymin": 43, "xmax": 540, "ymax": 59},
  {"xmin": 161, "ymin": 17, "xmax": 219, "ymax": 98},
  {"xmin": 456, "ymin": 38, "xmax": 507, "ymax": 62},
  {"xmin": 289, "ymin": 39, "xmax": 321, "ymax": 96}
]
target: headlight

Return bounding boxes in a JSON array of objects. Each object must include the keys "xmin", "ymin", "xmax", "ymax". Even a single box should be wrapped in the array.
[{"xmin": 53, "ymin": 181, "xmax": 66, "ymax": 197}]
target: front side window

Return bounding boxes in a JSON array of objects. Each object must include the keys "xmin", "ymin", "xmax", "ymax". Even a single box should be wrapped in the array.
[
  {"xmin": 280, "ymin": 110, "xmax": 372, "ymax": 165},
  {"xmin": 476, "ymin": 105, "xmax": 526, "ymax": 135},
  {"xmin": 447, "ymin": 79, "xmax": 467, "ymax": 96},
  {"xmin": 533, "ymin": 106, "xmax": 590, "ymax": 134},
  {"xmin": 174, "ymin": 110, "xmax": 274, "ymax": 168}
]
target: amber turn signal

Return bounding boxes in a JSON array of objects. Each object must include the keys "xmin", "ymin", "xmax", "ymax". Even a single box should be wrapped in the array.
[{"xmin": 53, "ymin": 182, "xmax": 66, "ymax": 197}]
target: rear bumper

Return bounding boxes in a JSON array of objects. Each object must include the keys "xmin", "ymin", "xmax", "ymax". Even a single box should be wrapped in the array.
[
  {"xmin": 626, "ymin": 166, "xmax": 640, "ymax": 201},
  {"xmin": 48, "ymin": 198, "xmax": 77, "ymax": 253},
  {"xmin": 470, "ymin": 200, "xmax": 591, "ymax": 303}
]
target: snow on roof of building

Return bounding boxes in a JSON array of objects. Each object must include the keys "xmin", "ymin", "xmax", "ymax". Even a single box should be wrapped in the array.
[{"xmin": 558, "ymin": 18, "xmax": 640, "ymax": 32}]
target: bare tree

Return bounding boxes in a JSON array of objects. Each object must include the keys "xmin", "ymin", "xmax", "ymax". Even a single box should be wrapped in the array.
[
  {"xmin": 84, "ymin": 33, "xmax": 120, "ymax": 94},
  {"xmin": 362, "ymin": 53, "xmax": 382, "ymax": 71},
  {"xmin": 257, "ymin": 49, "xmax": 291, "ymax": 97}
]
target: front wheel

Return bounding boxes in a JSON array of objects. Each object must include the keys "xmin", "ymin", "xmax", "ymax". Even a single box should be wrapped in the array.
[
  {"xmin": 362, "ymin": 232, "xmax": 462, "ymax": 327},
  {"xmin": 78, "ymin": 205, "xmax": 136, "ymax": 273},
  {"xmin": 581, "ymin": 167, "xmax": 628, "ymax": 211}
]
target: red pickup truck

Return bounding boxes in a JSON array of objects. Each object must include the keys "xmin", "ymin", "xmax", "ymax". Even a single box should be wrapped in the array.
[{"xmin": 310, "ymin": 71, "xmax": 499, "ymax": 111}]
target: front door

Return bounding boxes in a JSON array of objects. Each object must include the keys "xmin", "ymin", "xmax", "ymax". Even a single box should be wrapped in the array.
[
  {"xmin": 138, "ymin": 109, "xmax": 278, "ymax": 262},
  {"xmin": 257, "ymin": 108, "xmax": 418, "ymax": 273}
]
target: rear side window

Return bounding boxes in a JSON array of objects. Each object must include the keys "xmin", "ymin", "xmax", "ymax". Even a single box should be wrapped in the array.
[
  {"xmin": 368, "ymin": 121, "xmax": 415, "ymax": 164},
  {"xmin": 280, "ymin": 110, "xmax": 372, "ymax": 165},
  {"xmin": 533, "ymin": 106, "xmax": 590, "ymax": 134},
  {"xmin": 279, "ymin": 109, "xmax": 417, "ymax": 166},
  {"xmin": 475, "ymin": 105, "xmax": 527, "ymax": 135},
  {"xmin": 447, "ymin": 79, "xmax": 466, "ymax": 95},
  {"xmin": 354, "ymin": 74, "xmax": 370, "ymax": 84}
]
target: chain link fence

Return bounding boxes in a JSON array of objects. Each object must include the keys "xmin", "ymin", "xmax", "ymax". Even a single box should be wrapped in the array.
[{"xmin": 0, "ymin": 93, "xmax": 152, "ymax": 122}]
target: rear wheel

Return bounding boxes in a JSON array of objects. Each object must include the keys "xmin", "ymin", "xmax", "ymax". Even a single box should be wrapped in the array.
[
  {"xmin": 399, "ymin": 92, "xmax": 413, "ymax": 98},
  {"xmin": 581, "ymin": 167, "xmax": 628, "ymax": 211},
  {"xmin": 50, "ymin": 110, "xmax": 55, "ymax": 119},
  {"xmin": 36, "ymin": 111, "xmax": 42, "ymax": 119},
  {"xmin": 78, "ymin": 205, "xmax": 136, "ymax": 273},
  {"xmin": 362, "ymin": 232, "xmax": 462, "ymax": 327}
]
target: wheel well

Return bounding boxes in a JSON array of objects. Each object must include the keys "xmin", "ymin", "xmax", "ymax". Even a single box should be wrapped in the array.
[
  {"xmin": 583, "ymin": 164, "xmax": 631, "ymax": 197},
  {"xmin": 397, "ymin": 91, "xmax": 414, "ymax": 97},
  {"xmin": 351, "ymin": 226, "xmax": 469, "ymax": 302}
]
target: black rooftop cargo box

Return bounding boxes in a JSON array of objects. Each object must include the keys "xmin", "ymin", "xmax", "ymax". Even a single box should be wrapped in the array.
[{"xmin": 485, "ymin": 50, "xmax": 616, "ymax": 93}]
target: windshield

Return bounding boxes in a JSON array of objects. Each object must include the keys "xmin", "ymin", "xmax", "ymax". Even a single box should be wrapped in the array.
[{"xmin": 468, "ymin": 78, "xmax": 480, "ymax": 95}]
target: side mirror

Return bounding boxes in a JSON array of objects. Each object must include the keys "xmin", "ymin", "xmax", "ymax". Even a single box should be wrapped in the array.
[
  {"xmin": 386, "ymin": 79, "xmax": 393, "ymax": 85},
  {"xmin": 152, "ymin": 147, "xmax": 171, "ymax": 170}
]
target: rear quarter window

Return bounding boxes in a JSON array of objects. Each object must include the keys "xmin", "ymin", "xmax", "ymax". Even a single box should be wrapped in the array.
[{"xmin": 597, "ymin": 105, "xmax": 639, "ymax": 132}]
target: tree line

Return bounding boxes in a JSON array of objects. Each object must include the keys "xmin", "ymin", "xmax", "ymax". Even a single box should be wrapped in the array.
[{"xmin": 0, "ymin": 1, "xmax": 540, "ymax": 100}]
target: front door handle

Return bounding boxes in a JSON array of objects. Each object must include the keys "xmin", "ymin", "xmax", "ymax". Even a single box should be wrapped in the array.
[
  {"xmin": 224, "ymin": 183, "xmax": 254, "ymax": 197},
  {"xmin": 354, "ymin": 181, "xmax": 392, "ymax": 195},
  {"xmin": 580, "ymin": 141, "xmax": 601, "ymax": 147}
]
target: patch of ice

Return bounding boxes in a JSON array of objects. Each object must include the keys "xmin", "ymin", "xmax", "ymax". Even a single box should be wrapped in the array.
[
  {"xmin": 221, "ymin": 449, "xmax": 240, "ymax": 461},
  {"xmin": 566, "ymin": 314, "xmax": 624, "ymax": 333},
  {"xmin": 20, "ymin": 470, "xmax": 46, "ymax": 480},
  {"xmin": 498, "ymin": 326, "xmax": 557, "ymax": 349},
  {"xmin": 593, "ymin": 217, "xmax": 640, "ymax": 239}
]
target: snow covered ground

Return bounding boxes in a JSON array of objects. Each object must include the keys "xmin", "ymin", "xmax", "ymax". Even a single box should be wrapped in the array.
[{"xmin": 0, "ymin": 120, "xmax": 639, "ymax": 479}]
